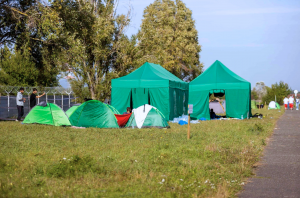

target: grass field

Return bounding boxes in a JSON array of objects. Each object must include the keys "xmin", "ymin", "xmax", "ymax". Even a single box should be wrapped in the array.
[{"xmin": 0, "ymin": 108, "xmax": 284, "ymax": 197}]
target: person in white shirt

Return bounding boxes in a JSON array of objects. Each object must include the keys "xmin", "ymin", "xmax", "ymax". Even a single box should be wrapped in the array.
[
  {"xmin": 16, "ymin": 87, "xmax": 26, "ymax": 121},
  {"xmin": 288, "ymin": 96, "xmax": 294, "ymax": 110},
  {"xmin": 296, "ymin": 97, "xmax": 299, "ymax": 110},
  {"xmin": 283, "ymin": 97, "xmax": 289, "ymax": 110}
]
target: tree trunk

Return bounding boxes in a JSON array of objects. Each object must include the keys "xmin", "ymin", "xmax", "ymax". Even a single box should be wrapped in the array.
[{"xmin": 89, "ymin": 84, "xmax": 96, "ymax": 100}]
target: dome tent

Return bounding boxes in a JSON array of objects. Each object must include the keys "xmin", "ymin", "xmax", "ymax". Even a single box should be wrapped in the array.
[
  {"xmin": 66, "ymin": 104, "xmax": 81, "ymax": 117},
  {"xmin": 69, "ymin": 100, "xmax": 119, "ymax": 128},
  {"xmin": 23, "ymin": 102, "xmax": 71, "ymax": 126},
  {"xmin": 251, "ymin": 101, "xmax": 258, "ymax": 109},
  {"xmin": 268, "ymin": 101, "xmax": 280, "ymax": 109},
  {"xmin": 106, "ymin": 104, "xmax": 120, "ymax": 114},
  {"xmin": 125, "ymin": 104, "xmax": 169, "ymax": 128},
  {"xmin": 66, "ymin": 103, "xmax": 119, "ymax": 117}
]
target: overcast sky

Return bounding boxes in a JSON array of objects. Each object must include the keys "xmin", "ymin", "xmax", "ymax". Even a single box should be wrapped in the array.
[{"xmin": 60, "ymin": 0, "xmax": 300, "ymax": 91}]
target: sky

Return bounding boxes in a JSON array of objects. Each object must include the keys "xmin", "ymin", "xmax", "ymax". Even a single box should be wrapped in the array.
[{"xmin": 60, "ymin": 0, "xmax": 300, "ymax": 91}]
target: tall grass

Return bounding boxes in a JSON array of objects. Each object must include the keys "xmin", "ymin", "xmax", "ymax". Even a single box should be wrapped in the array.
[{"xmin": 0, "ymin": 108, "xmax": 283, "ymax": 197}]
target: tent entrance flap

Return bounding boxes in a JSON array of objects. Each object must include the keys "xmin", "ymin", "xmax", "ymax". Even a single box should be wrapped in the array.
[
  {"xmin": 209, "ymin": 89, "xmax": 226, "ymax": 119},
  {"xmin": 132, "ymin": 88, "xmax": 150, "ymax": 109}
]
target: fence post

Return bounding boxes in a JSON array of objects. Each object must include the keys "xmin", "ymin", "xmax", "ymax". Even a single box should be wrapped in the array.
[{"xmin": 7, "ymin": 93, "xmax": 9, "ymax": 112}]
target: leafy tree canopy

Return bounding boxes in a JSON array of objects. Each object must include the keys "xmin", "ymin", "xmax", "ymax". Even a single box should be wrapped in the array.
[
  {"xmin": 262, "ymin": 81, "xmax": 292, "ymax": 105},
  {"xmin": 136, "ymin": 0, "xmax": 203, "ymax": 81},
  {"xmin": 0, "ymin": 46, "xmax": 41, "ymax": 86}
]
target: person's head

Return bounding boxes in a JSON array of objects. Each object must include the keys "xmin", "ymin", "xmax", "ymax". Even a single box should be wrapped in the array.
[
  {"xmin": 210, "ymin": 109, "xmax": 214, "ymax": 113},
  {"xmin": 19, "ymin": 87, "xmax": 24, "ymax": 93},
  {"xmin": 32, "ymin": 88, "xmax": 37, "ymax": 94},
  {"xmin": 127, "ymin": 107, "xmax": 131, "ymax": 113}
]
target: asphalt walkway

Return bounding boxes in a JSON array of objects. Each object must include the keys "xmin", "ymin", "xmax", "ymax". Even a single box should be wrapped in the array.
[{"xmin": 240, "ymin": 109, "xmax": 300, "ymax": 198}]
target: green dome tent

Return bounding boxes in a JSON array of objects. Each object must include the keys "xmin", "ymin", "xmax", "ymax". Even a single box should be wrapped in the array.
[
  {"xmin": 66, "ymin": 105, "xmax": 80, "ymax": 117},
  {"xmin": 106, "ymin": 104, "xmax": 120, "ymax": 114},
  {"xmin": 66, "ymin": 103, "xmax": 119, "ymax": 117},
  {"xmin": 111, "ymin": 62, "xmax": 189, "ymax": 121},
  {"xmin": 69, "ymin": 100, "xmax": 119, "ymax": 128},
  {"xmin": 189, "ymin": 60, "xmax": 251, "ymax": 120},
  {"xmin": 251, "ymin": 101, "xmax": 258, "ymax": 109},
  {"xmin": 23, "ymin": 102, "xmax": 71, "ymax": 126},
  {"xmin": 125, "ymin": 104, "xmax": 169, "ymax": 128}
]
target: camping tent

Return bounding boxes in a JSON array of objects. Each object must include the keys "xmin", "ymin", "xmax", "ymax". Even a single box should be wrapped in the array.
[
  {"xmin": 107, "ymin": 104, "xmax": 120, "ymax": 114},
  {"xmin": 209, "ymin": 101, "xmax": 226, "ymax": 114},
  {"xmin": 66, "ymin": 103, "xmax": 119, "ymax": 118},
  {"xmin": 111, "ymin": 62, "xmax": 189, "ymax": 121},
  {"xmin": 23, "ymin": 103, "xmax": 71, "ymax": 126},
  {"xmin": 189, "ymin": 60, "xmax": 251, "ymax": 120},
  {"xmin": 251, "ymin": 101, "xmax": 258, "ymax": 109},
  {"xmin": 125, "ymin": 104, "xmax": 169, "ymax": 128},
  {"xmin": 66, "ymin": 105, "xmax": 80, "ymax": 117},
  {"xmin": 69, "ymin": 100, "xmax": 119, "ymax": 128},
  {"xmin": 268, "ymin": 101, "xmax": 280, "ymax": 109}
]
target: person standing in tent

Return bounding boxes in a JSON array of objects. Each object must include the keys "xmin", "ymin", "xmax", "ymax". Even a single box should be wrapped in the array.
[
  {"xmin": 288, "ymin": 95, "xmax": 294, "ymax": 110},
  {"xmin": 30, "ymin": 88, "xmax": 45, "ymax": 109},
  {"xmin": 296, "ymin": 97, "xmax": 299, "ymax": 110},
  {"xmin": 16, "ymin": 87, "xmax": 26, "ymax": 121},
  {"xmin": 283, "ymin": 96, "xmax": 289, "ymax": 110}
]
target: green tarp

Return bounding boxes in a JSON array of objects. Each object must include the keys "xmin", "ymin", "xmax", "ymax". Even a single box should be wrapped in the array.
[
  {"xmin": 189, "ymin": 60, "xmax": 251, "ymax": 120},
  {"xmin": 69, "ymin": 100, "xmax": 119, "ymax": 128},
  {"xmin": 23, "ymin": 103, "xmax": 71, "ymax": 126},
  {"xmin": 111, "ymin": 62, "xmax": 189, "ymax": 121}
]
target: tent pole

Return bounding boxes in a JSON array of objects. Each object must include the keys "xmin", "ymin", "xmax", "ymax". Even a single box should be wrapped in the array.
[{"xmin": 219, "ymin": 101, "xmax": 225, "ymax": 113}]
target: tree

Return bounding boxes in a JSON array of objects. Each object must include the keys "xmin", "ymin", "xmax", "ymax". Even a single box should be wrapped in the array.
[
  {"xmin": 254, "ymin": 81, "xmax": 267, "ymax": 99},
  {"xmin": 0, "ymin": 46, "xmax": 40, "ymax": 86},
  {"xmin": 262, "ymin": 81, "xmax": 292, "ymax": 105},
  {"xmin": 38, "ymin": 0, "xmax": 135, "ymax": 101},
  {"xmin": 251, "ymin": 88, "xmax": 259, "ymax": 100},
  {"xmin": 0, "ymin": 0, "xmax": 60, "ymax": 86},
  {"xmin": 136, "ymin": 0, "xmax": 203, "ymax": 81}
]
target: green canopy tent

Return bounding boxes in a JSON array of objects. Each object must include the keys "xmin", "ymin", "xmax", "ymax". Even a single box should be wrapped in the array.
[
  {"xmin": 23, "ymin": 103, "xmax": 71, "ymax": 126},
  {"xmin": 69, "ymin": 100, "xmax": 119, "ymax": 128},
  {"xmin": 125, "ymin": 104, "xmax": 169, "ymax": 128},
  {"xmin": 111, "ymin": 62, "xmax": 189, "ymax": 121},
  {"xmin": 189, "ymin": 60, "xmax": 251, "ymax": 120}
]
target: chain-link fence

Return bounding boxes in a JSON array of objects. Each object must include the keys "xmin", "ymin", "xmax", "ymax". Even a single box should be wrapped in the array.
[{"xmin": 0, "ymin": 86, "xmax": 77, "ymax": 119}]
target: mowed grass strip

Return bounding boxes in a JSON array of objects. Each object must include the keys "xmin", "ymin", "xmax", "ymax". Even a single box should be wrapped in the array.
[{"xmin": 0, "ymin": 108, "xmax": 283, "ymax": 197}]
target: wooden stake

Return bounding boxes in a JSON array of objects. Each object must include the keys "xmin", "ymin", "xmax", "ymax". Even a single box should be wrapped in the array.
[
  {"xmin": 187, "ymin": 114, "xmax": 190, "ymax": 140},
  {"xmin": 265, "ymin": 101, "xmax": 267, "ymax": 109}
]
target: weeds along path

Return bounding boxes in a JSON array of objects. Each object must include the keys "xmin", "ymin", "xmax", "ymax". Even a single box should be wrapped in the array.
[
  {"xmin": 240, "ymin": 109, "xmax": 300, "ymax": 198},
  {"xmin": 0, "ymin": 108, "xmax": 283, "ymax": 197}
]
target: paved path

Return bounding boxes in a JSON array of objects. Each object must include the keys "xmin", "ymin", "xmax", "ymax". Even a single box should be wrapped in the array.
[{"xmin": 240, "ymin": 110, "xmax": 300, "ymax": 198}]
